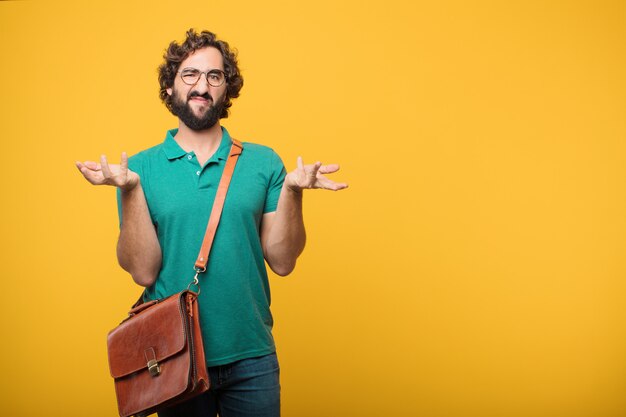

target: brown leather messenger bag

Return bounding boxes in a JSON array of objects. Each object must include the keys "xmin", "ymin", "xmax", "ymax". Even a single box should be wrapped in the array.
[{"xmin": 107, "ymin": 140, "xmax": 243, "ymax": 417}]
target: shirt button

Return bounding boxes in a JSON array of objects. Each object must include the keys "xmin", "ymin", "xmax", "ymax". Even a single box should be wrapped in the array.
[
  {"xmin": 196, "ymin": 171, "xmax": 201, "ymax": 176},
  {"xmin": 187, "ymin": 155, "xmax": 193, "ymax": 160}
]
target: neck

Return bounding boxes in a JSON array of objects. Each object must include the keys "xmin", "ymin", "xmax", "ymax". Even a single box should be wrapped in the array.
[{"xmin": 174, "ymin": 121, "xmax": 223, "ymax": 159}]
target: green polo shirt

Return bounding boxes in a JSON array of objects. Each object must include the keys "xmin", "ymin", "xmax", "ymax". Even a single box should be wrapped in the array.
[{"xmin": 117, "ymin": 127, "xmax": 286, "ymax": 366}]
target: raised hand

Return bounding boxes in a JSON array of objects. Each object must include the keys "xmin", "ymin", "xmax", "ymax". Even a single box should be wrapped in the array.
[
  {"xmin": 75, "ymin": 152, "xmax": 139, "ymax": 191},
  {"xmin": 284, "ymin": 156, "xmax": 348, "ymax": 192}
]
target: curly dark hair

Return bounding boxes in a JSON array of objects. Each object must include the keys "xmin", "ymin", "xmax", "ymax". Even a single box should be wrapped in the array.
[{"xmin": 158, "ymin": 29, "xmax": 243, "ymax": 119}]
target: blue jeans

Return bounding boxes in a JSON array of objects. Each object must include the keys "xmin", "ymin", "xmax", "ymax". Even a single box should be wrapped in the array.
[{"xmin": 158, "ymin": 353, "xmax": 281, "ymax": 417}]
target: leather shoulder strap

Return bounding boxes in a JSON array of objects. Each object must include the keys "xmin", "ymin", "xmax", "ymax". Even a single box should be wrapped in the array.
[{"xmin": 194, "ymin": 139, "xmax": 243, "ymax": 271}]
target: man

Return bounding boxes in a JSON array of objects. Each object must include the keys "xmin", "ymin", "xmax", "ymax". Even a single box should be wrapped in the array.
[{"xmin": 75, "ymin": 29, "xmax": 347, "ymax": 417}]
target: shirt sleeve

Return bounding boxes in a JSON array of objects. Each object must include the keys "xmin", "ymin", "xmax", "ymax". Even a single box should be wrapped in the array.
[{"xmin": 263, "ymin": 150, "xmax": 286, "ymax": 213}]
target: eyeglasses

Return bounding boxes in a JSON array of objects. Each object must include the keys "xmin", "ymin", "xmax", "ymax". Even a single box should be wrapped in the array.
[{"xmin": 178, "ymin": 67, "xmax": 227, "ymax": 87}]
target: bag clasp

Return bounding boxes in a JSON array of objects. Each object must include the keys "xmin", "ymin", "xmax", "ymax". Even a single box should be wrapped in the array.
[{"xmin": 144, "ymin": 347, "xmax": 161, "ymax": 377}]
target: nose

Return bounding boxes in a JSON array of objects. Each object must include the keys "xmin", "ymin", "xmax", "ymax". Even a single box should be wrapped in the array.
[{"xmin": 191, "ymin": 76, "xmax": 211, "ymax": 95}]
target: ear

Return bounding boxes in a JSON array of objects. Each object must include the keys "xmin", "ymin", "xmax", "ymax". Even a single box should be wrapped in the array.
[{"xmin": 166, "ymin": 87, "xmax": 172, "ymax": 96}]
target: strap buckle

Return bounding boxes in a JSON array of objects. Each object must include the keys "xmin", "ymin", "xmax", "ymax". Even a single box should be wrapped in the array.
[{"xmin": 187, "ymin": 267, "xmax": 205, "ymax": 294}]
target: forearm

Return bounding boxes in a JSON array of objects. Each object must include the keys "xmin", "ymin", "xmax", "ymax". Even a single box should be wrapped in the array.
[
  {"xmin": 263, "ymin": 185, "xmax": 306, "ymax": 276},
  {"xmin": 117, "ymin": 182, "xmax": 162, "ymax": 286}
]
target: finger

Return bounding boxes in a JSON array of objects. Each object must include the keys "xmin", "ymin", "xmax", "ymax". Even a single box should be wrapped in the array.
[
  {"xmin": 75, "ymin": 161, "xmax": 94, "ymax": 177},
  {"xmin": 77, "ymin": 165, "xmax": 104, "ymax": 185},
  {"xmin": 318, "ymin": 164, "xmax": 340, "ymax": 174},
  {"xmin": 309, "ymin": 161, "xmax": 322, "ymax": 179},
  {"xmin": 324, "ymin": 182, "xmax": 349, "ymax": 191},
  {"xmin": 100, "ymin": 155, "xmax": 113, "ymax": 178},
  {"xmin": 120, "ymin": 152, "xmax": 128, "ymax": 175},
  {"xmin": 301, "ymin": 161, "xmax": 321, "ymax": 189},
  {"xmin": 316, "ymin": 175, "xmax": 349, "ymax": 191},
  {"xmin": 83, "ymin": 161, "xmax": 101, "ymax": 170},
  {"xmin": 296, "ymin": 156, "xmax": 304, "ymax": 171}
]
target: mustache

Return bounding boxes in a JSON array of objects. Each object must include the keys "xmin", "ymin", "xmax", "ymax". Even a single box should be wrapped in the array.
[{"xmin": 188, "ymin": 91, "xmax": 212, "ymax": 101}]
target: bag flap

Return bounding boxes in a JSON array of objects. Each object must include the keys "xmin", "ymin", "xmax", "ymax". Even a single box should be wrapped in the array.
[{"xmin": 107, "ymin": 292, "xmax": 188, "ymax": 379}]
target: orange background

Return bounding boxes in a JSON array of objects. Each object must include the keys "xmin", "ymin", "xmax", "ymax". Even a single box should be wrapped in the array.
[{"xmin": 1, "ymin": 1, "xmax": 625, "ymax": 416}]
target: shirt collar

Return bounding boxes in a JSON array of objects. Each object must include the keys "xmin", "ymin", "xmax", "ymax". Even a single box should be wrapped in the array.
[
  {"xmin": 213, "ymin": 127, "xmax": 233, "ymax": 162},
  {"xmin": 162, "ymin": 127, "xmax": 233, "ymax": 162}
]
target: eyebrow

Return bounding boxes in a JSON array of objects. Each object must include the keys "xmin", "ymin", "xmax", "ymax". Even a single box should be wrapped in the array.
[{"xmin": 181, "ymin": 67, "xmax": 224, "ymax": 72}]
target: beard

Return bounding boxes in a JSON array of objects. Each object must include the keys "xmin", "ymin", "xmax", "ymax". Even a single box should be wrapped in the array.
[{"xmin": 170, "ymin": 89, "xmax": 226, "ymax": 131}]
